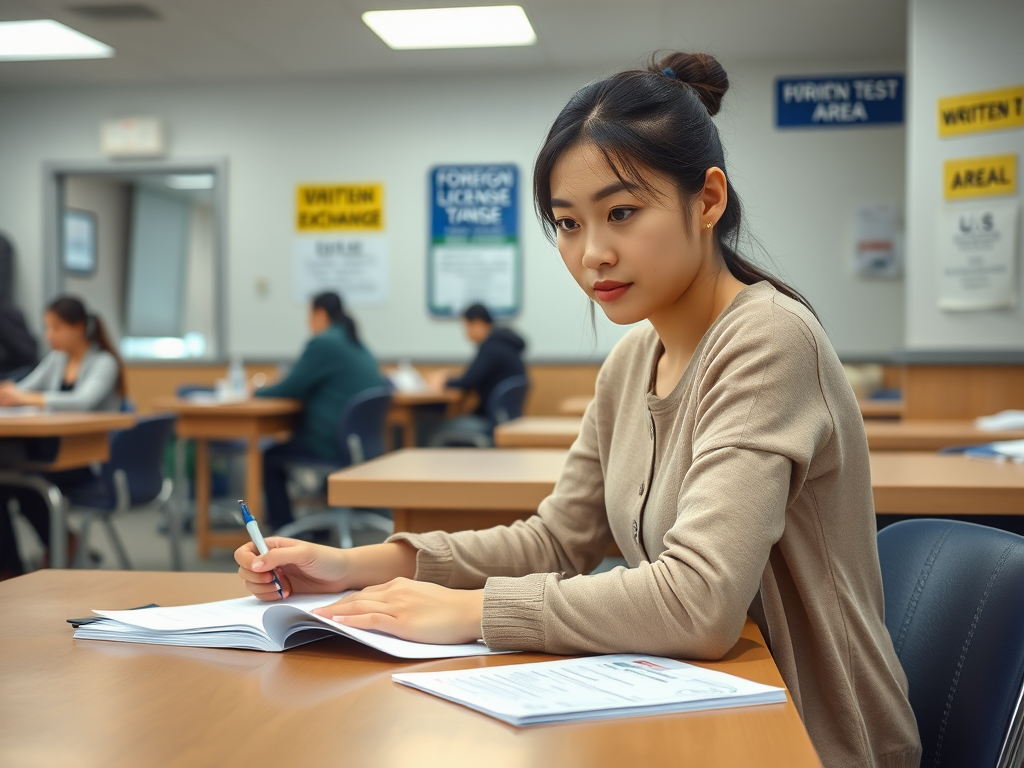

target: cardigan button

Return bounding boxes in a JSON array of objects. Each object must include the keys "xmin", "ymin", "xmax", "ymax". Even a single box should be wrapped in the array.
[
  {"xmin": 638, "ymin": 481, "xmax": 645, "ymax": 496},
  {"xmin": 632, "ymin": 519, "xmax": 639, "ymax": 542}
]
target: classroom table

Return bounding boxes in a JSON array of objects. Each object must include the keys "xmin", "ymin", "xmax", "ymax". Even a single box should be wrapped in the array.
[
  {"xmin": 151, "ymin": 397, "xmax": 301, "ymax": 557},
  {"xmin": 0, "ymin": 569, "xmax": 821, "ymax": 768},
  {"xmin": 0, "ymin": 412, "xmax": 135, "ymax": 568},
  {"xmin": 328, "ymin": 448, "xmax": 1024, "ymax": 534},
  {"xmin": 493, "ymin": 416, "xmax": 583, "ymax": 448},
  {"xmin": 496, "ymin": 417, "xmax": 1024, "ymax": 452},
  {"xmin": 558, "ymin": 395, "xmax": 593, "ymax": 416},
  {"xmin": 863, "ymin": 419, "xmax": 1024, "ymax": 451},
  {"xmin": 387, "ymin": 388, "xmax": 464, "ymax": 448}
]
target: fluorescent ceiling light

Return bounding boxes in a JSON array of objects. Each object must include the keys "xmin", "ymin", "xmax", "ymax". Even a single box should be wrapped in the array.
[
  {"xmin": 0, "ymin": 19, "xmax": 113, "ymax": 61},
  {"xmin": 166, "ymin": 174, "xmax": 215, "ymax": 190},
  {"xmin": 363, "ymin": 5, "xmax": 536, "ymax": 50}
]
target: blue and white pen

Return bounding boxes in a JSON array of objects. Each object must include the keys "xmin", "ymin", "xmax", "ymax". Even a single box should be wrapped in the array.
[{"xmin": 238, "ymin": 499, "xmax": 283, "ymax": 598}]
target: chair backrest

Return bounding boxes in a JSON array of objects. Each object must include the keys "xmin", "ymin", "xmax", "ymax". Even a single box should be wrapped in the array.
[
  {"xmin": 176, "ymin": 384, "xmax": 214, "ymax": 398},
  {"xmin": 107, "ymin": 415, "xmax": 177, "ymax": 506},
  {"xmin": 336, "ymin": 387, "xmax": 392, "ymax": 467},
  {"xmin": 486, "ymin": 375, "xmax": 529, "ymax": 426},
  {"xmin": 877, "ymin": 519, "xmax": 1024, "ymax": 768}
]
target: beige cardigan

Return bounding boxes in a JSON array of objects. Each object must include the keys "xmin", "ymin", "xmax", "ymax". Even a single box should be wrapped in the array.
[{"xmin": 391, "ymin": 282, "xmax": 921, "ymax": 768}]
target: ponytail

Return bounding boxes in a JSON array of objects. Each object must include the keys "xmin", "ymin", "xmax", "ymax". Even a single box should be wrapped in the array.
[
  {"xmin": 47, "ymin": 295, "xmax": 127, "ymax": 397},
  {"xmin": 312, "ymin": 291, "xmax": 361, "ymax": 346}
]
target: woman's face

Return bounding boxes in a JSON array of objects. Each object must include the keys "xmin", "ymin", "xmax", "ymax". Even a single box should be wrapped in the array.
[
  {"xmin": 549, "ymin": 143, "xmax": 706, "ymax": 326},
  {"xmin": 43, "ymin": 311, "xmax": 85, "ymax": 352}
]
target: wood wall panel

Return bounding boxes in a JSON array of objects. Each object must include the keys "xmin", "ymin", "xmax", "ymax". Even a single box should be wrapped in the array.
[{"xmin": 902, "ymin": 365, "xmax": 1024, "ymax": 419}]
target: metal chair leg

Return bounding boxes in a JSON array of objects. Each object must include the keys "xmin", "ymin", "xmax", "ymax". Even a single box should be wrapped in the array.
[
  {"xmin": 73, "ymin": 509, "xmax": 99, "ymax": 569},
  {"xmin": 0, "ymin": 471, "xmax": 68, "ymax": 569},
  {"xmin": 100, "ymin": 516, "xmax": 132, "ymax": 570}
]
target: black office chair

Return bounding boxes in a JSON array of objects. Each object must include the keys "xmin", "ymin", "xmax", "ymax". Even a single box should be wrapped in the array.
[
  {"xmin": 428, "ymin": 374, "xmax": 530, "ymax": 448},
  {"xmin": 274, "ymin": 387, "xmax": 393, "ymax": 548},
  {"xmin": 877, "ymin": 519, "xmax": 1024, "ymax": 768},
  {"xmin": 65, "ymin": 415, "xmax": 178, "ymax": 570}
]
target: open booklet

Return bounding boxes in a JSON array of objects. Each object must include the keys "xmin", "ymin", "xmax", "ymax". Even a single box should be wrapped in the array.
[
  {"xmin": 72, "ymin": 592, "xmax": 507, "ymax": 659},
  {"xmin": 394, "ymin": 654, "xmax": 787, "ymax": 726}
]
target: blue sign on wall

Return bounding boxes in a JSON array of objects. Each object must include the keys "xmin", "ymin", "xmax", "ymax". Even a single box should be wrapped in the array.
[
  {"xmin": 776, "ymin": 74, "xmax": 904, "ymax": 128},
  {"xmin": 428, "ymin": 164, "xmax": 521, "ymax": 317}
]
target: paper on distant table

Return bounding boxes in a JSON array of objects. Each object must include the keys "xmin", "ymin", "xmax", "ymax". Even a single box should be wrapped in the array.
[
  {"xmin": 0, "ymin": 406, "xmax": 44, "ymax": 417},
  {"xmin": 393, "ymin": 654, "xmax": 787, "ymax": 726},
  {"xmin": 976, "ymin": 410, "xmax": 1024, "ymax": 431}
]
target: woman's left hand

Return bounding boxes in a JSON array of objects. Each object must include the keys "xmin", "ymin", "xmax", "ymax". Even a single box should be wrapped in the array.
[
  {"xmin": 311, "ymin": 578, "xmax": 484, "ymax": 645},
  {"xmin": 0, "ymin": 386, "xmax": 33, "ymax": 406}
]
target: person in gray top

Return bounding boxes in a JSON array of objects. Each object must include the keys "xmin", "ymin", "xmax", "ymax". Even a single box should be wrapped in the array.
[{"xmin": 0, "ymin": 296, "xmax": 126, "ymax": 578}]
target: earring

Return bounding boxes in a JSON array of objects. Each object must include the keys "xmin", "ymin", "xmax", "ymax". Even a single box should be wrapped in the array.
[{"xmin": 705, "ymin": 222, "xmax": 713, "ymax": 229}]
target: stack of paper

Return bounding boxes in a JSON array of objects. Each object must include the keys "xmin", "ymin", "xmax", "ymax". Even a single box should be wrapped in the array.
[
  {"xmin": 393, "ymin": 653, "xmax": 786, "ymax": 726},
  {"xmin": 976, "ymin": 410, "xmax": 1024, "ymax": 431},
  {"xmin": 73, "ymin": 593, "xmax": 507, "ymax": 659},
  {"xmin": 963, "ymin": 439, "xmax": 1024, "ymax": 463}
]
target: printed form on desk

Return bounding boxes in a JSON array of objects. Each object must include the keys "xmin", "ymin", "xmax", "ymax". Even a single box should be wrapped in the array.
[{"xmin": 393, "ymin": 654, "xmax": 786, "ymax": 726}]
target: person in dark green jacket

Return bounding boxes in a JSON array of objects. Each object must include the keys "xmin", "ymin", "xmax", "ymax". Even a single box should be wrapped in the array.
[{"xmin": 256, "ymin": 292, "xmax": 384, "ymax": 529}]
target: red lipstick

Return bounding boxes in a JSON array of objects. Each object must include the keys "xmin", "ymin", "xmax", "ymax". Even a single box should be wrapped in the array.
[{"xmin": 593, "ymin": 280, "xmax": 632, "ymax": 302}]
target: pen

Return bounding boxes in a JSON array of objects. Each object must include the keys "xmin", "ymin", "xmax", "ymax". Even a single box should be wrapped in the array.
[{"xmin": 238, "ymin": 499, "xmax": 283, "ymax": 598}]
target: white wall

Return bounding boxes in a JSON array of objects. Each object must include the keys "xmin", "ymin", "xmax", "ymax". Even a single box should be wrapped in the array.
[
  {"xmin": 62, "ymin": 176, "xmax": 130, "ymax": 342},
  {"xmin": 0, "ymin": 57, "xmax": 905, "ymax": 362},
  {"xmin": 905, "ymin": 0, "xmax": 1024, "ymax": 350}
]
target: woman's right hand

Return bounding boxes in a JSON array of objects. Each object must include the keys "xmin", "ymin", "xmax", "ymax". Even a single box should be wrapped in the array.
[
  {"xmin": 234, "ymin": 539, "xmax": 418, "ymax": 601},
  {"xmin": 235, "ymin": 537, "xmax": 348, "ymax": 600}
]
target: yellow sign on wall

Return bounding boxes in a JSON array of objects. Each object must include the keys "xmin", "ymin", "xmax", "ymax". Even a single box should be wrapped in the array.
[
  {"xmin": 296, "ymin": 183, "xmax": 384, "ymax": 232},
  {"xmin": 938, "ymin": 85, "xmax": 1024, "ymax": 137},
  {"xmin": 943, "ymin": 154, "xmax": 1017, "ymax": 200}
]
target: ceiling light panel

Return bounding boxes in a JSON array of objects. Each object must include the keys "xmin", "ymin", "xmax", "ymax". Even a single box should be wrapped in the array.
[
  {"xmin": 362, "ymin": 5, "xmax": 537, "ymax": 50},
  {"xmin": 0, "ymin": 20, "xmax": 114, "ymax": 61}
]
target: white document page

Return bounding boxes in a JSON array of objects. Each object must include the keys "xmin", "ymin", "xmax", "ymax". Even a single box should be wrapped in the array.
[
  {"xmin": 393, "ymin": 654, "xmax": 786, "ymax": 726},
  {"xmin": 91, "ymin": 593, "xmax": 505, "ymax": 659}
]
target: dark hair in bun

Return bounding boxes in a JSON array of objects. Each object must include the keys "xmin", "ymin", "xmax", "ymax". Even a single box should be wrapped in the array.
[
  {"xmin": 652, "ymin": 51, "xmax": 730, "ymax": 116},
  {"xmin": 533, "ymin": 50, "xmax": 813, "ymax": 314}
]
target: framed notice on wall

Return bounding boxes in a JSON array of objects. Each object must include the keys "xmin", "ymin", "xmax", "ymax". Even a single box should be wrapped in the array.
[
  {"xmin": 63, "ymin": 209, "xmax": 97, "ymax": 275},
  {"xmin": 428, "ymin": 164, "xmax": 521, "ymax": 317},
  {"xmin": 937, "ymin": 202, "xmax": 1020, "ymax": 311}
]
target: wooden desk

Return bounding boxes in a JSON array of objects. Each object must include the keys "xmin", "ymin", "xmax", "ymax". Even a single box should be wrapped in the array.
[
  {"xmin": 151, "ymin": 397, "xmax": 301, "ymax": 557},
  {"xmin": 559, "ymin": 395, "xmax": 593, "ymax": 416},
  {"xmin": 330, "ymin": 448, "xmax": 1024, "ymax": 535},
  {"xmin": 0, "ymin": 413, "xmax": 135, "ymax": 568},
  {"xmin": 870, "ymin": 452, "xmax": 1024, "ymax": 515},
  {"xmin": 864, "ymin": 419, "xmax": 1024, "ymax": 451},
  {"xmin": 0, "ymin": 570, "xmax": 820, "ymax": 768},
  {"xmin": 859, "ymin": 398, "xmax": 904, "ymax": 419},
  {"xmin": 494, "ymin": 416, "xmax": 583, "ymax": 448},
  {"xmin": 388, "ymin": 389, "xmax": 463, "ymax": 448},
  {"xmin": 0, "ymin": 412, "xmax": 134, "ymax": 470},
  {"xmin": 329, "ymin": 448, "xmax": 566, "ymax": 533}
]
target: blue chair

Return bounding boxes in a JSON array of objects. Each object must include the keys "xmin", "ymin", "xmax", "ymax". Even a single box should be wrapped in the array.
[
  {"xmin": 877, "ymin": 519, "xmax": 1024, "ymax": 768},
  {"xmin": 274, "ymin": 387, "xmax": 393, "ymax": 548},
  {"xmin": 428, "ymin": 374, "xmax": 530, "ymax": 448},
  {"xmin": 66, "ymin": 415, "xmax": 178, "ymax": 570}
]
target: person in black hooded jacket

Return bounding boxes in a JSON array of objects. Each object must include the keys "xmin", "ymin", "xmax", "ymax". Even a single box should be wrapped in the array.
[
  {"xmin": 0, "ymin": 234, "xmax": 38, "ymax": 381},
  {"xmin": 440, "ymin": 304, "xmax": 526, "ymax": 417}
]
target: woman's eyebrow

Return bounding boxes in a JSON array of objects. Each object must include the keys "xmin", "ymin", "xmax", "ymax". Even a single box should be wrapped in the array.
[{"xmin": 551, "ymin": 181, "xmax": 639, "ymax": 209}]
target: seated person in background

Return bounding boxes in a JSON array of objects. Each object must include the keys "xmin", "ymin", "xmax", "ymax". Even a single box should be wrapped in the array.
[
  {"xmin": 430, "ymin": 304, "xmax": 526, "ymax": 417},
  {"xmin": 256, "ymin": 292, "xmax": 384, "ymax": 531},
  {"xmin": 0, "ymin": 296, "xmax": 125, "ymax": 577},
  {"xmin": 0, "ymin": 236, "xmax": 38, "ymax": 381}
]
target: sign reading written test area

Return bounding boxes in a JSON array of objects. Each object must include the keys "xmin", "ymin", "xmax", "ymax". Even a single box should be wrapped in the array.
[
  {"xmin": 938, "ymin": 85, "xmax": 1024, "ymax": 138},
  {"xmin": 293, "ymin": 183, "xmax": 388, "ymax": 307},
  {"xmin": 776, "ymin": 74, "xmax": 903, "ymax": 128},
  {"xmin": 429, "ymin": 165, "xmax": 520, "ymax": 317}
]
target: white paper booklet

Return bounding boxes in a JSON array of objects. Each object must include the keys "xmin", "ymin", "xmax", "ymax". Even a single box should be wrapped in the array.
[
  {"xmin": 73, "ymin": 593, "xmax": 505, "ymax": 659},
  {"xmin": 393, "ymin": 653, "xmax": 787, "ymax": 726},
  {"xmin": 976, "ymin": 410, "xmax": 1024, "ymax": 431}
]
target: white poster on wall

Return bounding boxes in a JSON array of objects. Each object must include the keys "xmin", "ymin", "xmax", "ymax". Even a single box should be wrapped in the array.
[
  {"xmin": 937, "ymin": 202, "xmax": 1019, "ymax": 311},
  {"xmin": 293, "ymin": 235, "xmax": 388, "ymax": 307},
  {"xmin": 430, "ymin": 244, "xmax": 517, "ymax": 315},
  {"xmin": 853, "ymin": 202, "xmax": 901, "ymax": 277}
]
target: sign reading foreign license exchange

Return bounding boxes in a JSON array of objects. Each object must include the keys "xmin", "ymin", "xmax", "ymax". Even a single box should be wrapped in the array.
[{"xmin": 776, "ymin": 74, "xmax": 904, "ymax": 128}]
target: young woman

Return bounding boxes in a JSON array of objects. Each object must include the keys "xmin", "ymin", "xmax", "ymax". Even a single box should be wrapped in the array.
[
  {"xmin": 235, "ymin": 54, "xmax": 921, "ymax": 767},
  {"xmin": 0, "ymin": 296, "xmax": 125, "ymax": 576},
  {"xmin": 255, "ymin": 292, "xmax": 384, "ymax": 530}
]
